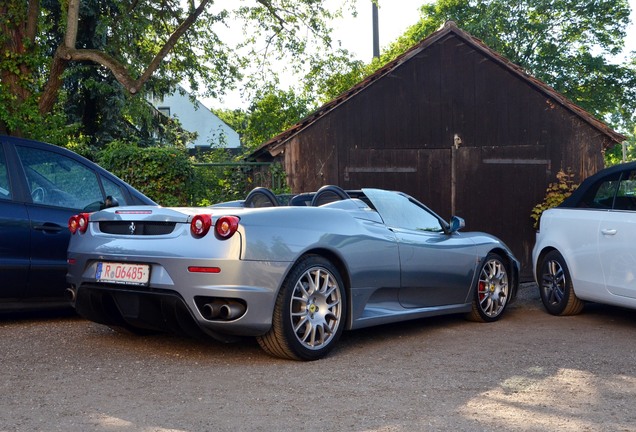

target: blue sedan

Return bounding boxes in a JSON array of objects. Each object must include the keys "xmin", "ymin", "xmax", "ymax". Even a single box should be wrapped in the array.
[{"xmin": 0, "ymin": 136, "xmax": 155, "ymax": 310}]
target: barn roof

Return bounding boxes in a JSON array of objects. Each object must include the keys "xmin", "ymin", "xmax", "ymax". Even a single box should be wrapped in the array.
[{"xmin": 251, "ymin": 21, "xmax": 625, "ymax": 160}]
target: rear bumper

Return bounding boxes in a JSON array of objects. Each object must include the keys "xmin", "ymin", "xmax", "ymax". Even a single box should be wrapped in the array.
[
  {"xmin": 68, "ymin": 257, "xmax": 291, "ymax": 337},
  {"xmin": 73, "ymin": 282, "xmax": 274, "ymax": 338}
]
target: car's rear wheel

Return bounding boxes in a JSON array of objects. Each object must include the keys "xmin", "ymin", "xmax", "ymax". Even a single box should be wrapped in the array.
[
  {"xmin": 468, "ymin": 253, "xmax": 510, "ymax": 322},
  {"xmin": 257, "ymin": 255, "xmax": 346, "ymax": 361},
  {"xmin": 538, "ymin": 250, "xmax": 584, "ymax": 316}
]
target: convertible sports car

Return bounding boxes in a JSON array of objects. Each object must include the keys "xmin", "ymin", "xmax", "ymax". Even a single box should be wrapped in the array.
[
  {"xmin": 533, "ymin": 162, "xmax": 636, "ymax": 315},
  {"xmin": 67, "ymin": 185, "xmax": 519, "ymax": 360}
]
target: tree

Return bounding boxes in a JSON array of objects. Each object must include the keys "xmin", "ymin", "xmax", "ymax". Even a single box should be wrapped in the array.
[
  {"xmin": 377, "ymin": 0, "xmax": 636, "ymax": 138},
  {"xmin": 0, "ymin": 0, "xmax": 352, "ymax": 145}
]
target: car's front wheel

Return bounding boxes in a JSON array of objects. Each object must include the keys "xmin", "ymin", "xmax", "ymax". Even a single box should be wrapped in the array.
[
  {"xmin": 257, "ymin": 255, "xmax": 346, "ymax": 360},
  {"xmin": 538, "ymin": 250, "xmax": 583, "ymax": 316},
  {"xmin": 468, "ymin": 253, "xmax": 510, "ymax": 322}
]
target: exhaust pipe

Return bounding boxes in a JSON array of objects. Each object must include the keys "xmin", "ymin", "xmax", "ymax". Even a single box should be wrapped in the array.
[
  {"xmin": 219, "ymin": 301, "xmax": 246, "ymax": 320},
  {"xmin": 65, "ymin": 287, "xmax": 77, "ymax": 303},
  {"xmin": 202, "ymin": 300, "xmax": 246, "ymax": 320},
  {"xmin": 202, "ymin": 301, "xmax": 225, "ymax": 319}
]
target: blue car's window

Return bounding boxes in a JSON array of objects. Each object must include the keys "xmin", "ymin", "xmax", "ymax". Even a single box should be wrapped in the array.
[
  {"xmin": 16, "ymin": 145, "xmax": 102, "ymax": 210},
  {"xmin": 101, "ymin": 175, "xmax": 127, "ymax": 205},
  {"xmin": 364, "ymin": 188, "xmax": 443, "ymax": 232},
  {"xmin": 0, "ymin": 146, "xmax": 10, "ymax": 200}
]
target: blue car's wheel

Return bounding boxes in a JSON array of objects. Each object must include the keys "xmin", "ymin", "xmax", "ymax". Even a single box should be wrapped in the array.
[
  {"xmin": 538, "ymin": 250, "xmax": 583, "ymax": 316},
  {"xmin": 257, "ymin": 255, "xmax": 346, "ymax": 360},
  {"xmin": 468, "ymin": 253, "xmax": 510, "ymax": 322}
]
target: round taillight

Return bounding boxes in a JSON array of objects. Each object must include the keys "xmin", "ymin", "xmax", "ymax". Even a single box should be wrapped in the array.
[
  {"xmin": 68, "ymin": 215, "xmax": 79, "ymax": 234},
  {"xmin": 77, "ymin": 213, "xmax": 89, "ymax": 233},
  {"xmin": 68, "ymin": 213, "xmax": 90, "ymax": 234},
  {"xmin": 215, "ymin": 216, "xmax": 239, "ymax": 239},
  {"xmin": 191, "ymin": 214, "xmax": 212, "ymax": 237}
]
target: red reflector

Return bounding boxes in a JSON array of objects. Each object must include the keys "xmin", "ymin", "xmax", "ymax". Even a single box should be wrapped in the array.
[
  {"xmin": 67, "ymin": 258, "xmax": 77, "ymax": 265},
  {"xmin": 188, "ymin": 266, "xmax": 221, "ymax": 274}
]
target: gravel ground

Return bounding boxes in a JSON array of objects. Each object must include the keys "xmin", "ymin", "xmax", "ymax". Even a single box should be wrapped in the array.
[{"xmin": 1, "ymin": 283, "xmax": 636, "ymax": 432}]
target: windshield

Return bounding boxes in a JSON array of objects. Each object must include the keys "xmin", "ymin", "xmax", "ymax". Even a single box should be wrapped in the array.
[{"xmin": 363, "ymin": 188, "xmax": 445, "ymax": 233}]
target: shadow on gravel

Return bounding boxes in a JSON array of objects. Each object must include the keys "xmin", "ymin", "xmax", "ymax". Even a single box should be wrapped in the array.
[{"xmin": 0, "ymin": 306, "xmax": 78, "ymax": 322}]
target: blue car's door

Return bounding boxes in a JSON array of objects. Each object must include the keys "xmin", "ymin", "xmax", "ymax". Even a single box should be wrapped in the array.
[
  {"xmin": 0, "ymin": 145, "xmax": 30, "ymax": 300},
  {"xmin": 14, "ymin": 143, "xmax": 105, "ymax": 300}
]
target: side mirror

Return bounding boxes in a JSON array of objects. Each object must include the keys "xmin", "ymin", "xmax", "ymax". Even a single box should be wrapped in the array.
[{"xmin": 449, "ymin": 216, "xmax": 465, "ymax": 233}]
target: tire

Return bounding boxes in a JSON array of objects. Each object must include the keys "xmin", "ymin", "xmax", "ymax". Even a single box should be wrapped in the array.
[
  {"xmin": 257, "ymin": 255, "xmax": 346, "ymax": 361},
  {"xmin": 538, "ymin": 250, "xmax": 584, "ymax": 316},
  {"xmin": 468, "ymin": 253, "xmax": 510, "ymax": 322}
]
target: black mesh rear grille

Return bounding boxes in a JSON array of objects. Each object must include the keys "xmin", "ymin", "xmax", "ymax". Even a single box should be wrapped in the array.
[{"xmin": 99, "ymin": 221, "xmax": 176, "ymax": 235}]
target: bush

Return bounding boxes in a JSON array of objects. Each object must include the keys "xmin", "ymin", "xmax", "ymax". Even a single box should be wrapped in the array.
[
  {"xmin": 530, "ymin": 168, "xmax": 578, "ymax": 229},
  {"xmin": 97, "ymin": 140, "xmax": 194, "ymax": 206}
]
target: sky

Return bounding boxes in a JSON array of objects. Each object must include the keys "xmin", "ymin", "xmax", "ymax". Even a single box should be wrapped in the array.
[
  {"xmin": 332, "ymin": 0, "xmax": 636, "ymax": 63},
  {"xmin": 207, "ymin": 0, "xmax": 636, "ymax": 110}
]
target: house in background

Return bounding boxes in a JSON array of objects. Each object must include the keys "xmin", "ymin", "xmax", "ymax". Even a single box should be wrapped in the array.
[
  {"xmin": 249, "ymin": 21, "xmax": 625, "ymax": 278},
  {"xmin": 150, "ymin": 86, "xmax": 240, "ymax": 149}
]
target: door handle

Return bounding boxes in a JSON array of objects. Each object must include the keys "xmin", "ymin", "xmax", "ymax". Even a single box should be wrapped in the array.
[
  {"xmin": 33, "ymin": 223, "xmax": 63, "ymax": 233},
  {"xmin": 601, "ymin": 228, "xmax": 617, "ymax": 236}
]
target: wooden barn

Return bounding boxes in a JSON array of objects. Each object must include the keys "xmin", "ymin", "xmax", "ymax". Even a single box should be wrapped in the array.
[{"xmin": 249, "ymin": 21, "xmax": 625, "ymax": 278}]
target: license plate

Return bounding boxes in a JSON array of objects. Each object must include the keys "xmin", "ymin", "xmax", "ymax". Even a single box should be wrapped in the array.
[{"xmin": 96, "ymin": 262, "xmax": 150, "ymax": 286}]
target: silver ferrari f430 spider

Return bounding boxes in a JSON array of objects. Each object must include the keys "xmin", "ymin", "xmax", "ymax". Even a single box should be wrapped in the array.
[{"xmin": 66, "ymin": 185, "xmax": 519, "ymax": 360}]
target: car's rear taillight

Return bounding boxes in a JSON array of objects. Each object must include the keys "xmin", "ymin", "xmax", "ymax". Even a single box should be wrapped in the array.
[
  {"xmin": 215, "ymin": 216, "xmax": 239, "ymax": 239},
  {"xmin": 191, "ymin": 214, "xmax": 212, "ymax": 237},
  {"xmin": 68, "ymin": 213, "xmax": 90, "ymax": 234}
]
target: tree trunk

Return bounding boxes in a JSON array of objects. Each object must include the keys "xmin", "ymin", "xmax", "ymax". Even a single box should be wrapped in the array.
[
  {"xmin": 38, "ymin": 0, "xmax": 211, "ymax": 115},
  {"xmin": 0, "ymin": 0, "xmax": 39, "ymax": 135}
]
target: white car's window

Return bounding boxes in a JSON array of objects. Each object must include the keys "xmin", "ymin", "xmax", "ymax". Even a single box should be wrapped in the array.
[
  {"xmin": 613, "ymin": 170, "xmax": 636, "ymax": 211},
  {"xmin": 16, "ymin": 145, "xmax": 102, "ymax": 209},
  {"xmin": 579, "ymin": 172, "xmax": 621, "ymax": 209},
  {"xmin": 0, "ymin": 146, "xmax": 10, "ymax": 200}
]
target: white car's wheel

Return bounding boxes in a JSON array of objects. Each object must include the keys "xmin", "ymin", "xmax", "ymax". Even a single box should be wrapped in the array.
[
  {"xmin": 257, "ymin": 255, "xmax": 346, "ymax": 360},
  {"xmin": 539, "ymin": 250, "xmax": 584, "ymax": 315}
]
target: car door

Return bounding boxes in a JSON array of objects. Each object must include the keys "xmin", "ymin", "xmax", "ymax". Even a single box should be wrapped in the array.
[
  {"xmin": 599, "ymin": 169, "xmax": 636, "ymax": 299},
  {"xmin": 366, "ymin": 189, "xmax": 476, "ymax": 308},
  {"xmin": 14, "ymin": 143, "xmax": 105, "ymax": 300},
  {"xmin": 0, "ymin": 144, "xmax": 30, "ymax": 300}
]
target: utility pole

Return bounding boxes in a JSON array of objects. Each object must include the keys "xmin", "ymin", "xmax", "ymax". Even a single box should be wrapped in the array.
[{"xmin": 372, "ymin": 1, "xmax": 380, "ymax": 58}]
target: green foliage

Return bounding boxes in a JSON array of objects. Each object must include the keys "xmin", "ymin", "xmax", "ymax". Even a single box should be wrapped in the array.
[
  {"xmin": 530, "ymin": 169, "xmax": 578, "ymax": 228},
  {"xmin": 605, "ymin": 124, "xmax": 636, "ymax": 165},
  {"xmin": 1, "ymin": 0, "xmax": 350, "ymax": 147},
  {"xmin": 215, "ymin": 86, "xmax": 314, "ymax": 150},
  {"xmin": 190, "ymin": 147, "xmax": 289, "ymax": 206},
  {"xmin": 97, "ymin": 140, "xmax": 194, "ymax": 206},
  {"xmin": 301, "ymin": 50, "xmax": 369, "ymax": 103}
]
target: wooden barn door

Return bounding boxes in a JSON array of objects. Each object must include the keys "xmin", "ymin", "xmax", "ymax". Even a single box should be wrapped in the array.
[
  {"xmin": 342, "ymin": 148, "xmax": 452, "ymax": 219},
  {"xmin": 451, "ymin": 146, "xmax": 549, "ymax": 278}
]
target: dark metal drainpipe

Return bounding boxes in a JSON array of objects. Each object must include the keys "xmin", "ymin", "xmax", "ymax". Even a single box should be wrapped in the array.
[{"xmin": 372, "ymin": 2, "xmax": 380, "ymax": 59}]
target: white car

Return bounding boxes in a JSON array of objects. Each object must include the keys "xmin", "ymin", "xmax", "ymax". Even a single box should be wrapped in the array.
[{"xmin": 533, "ymin": 162, "xmax": 636, "ymax": 315}]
